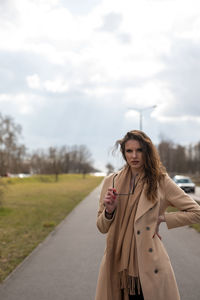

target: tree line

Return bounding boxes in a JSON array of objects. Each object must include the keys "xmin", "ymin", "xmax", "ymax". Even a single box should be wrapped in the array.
[
  {"xmin": 1, "ymin": 113, "xmax": 200, "ymax": 178},
  {"xmin": 0, "ymin": 113, "xmax": 96, "ymax": 179},
  {"xmin": 30, "ymin": 145, "xmax": 96, "ymax": 180},
  {"xmin": 158, "ymin": 139, "xmax": 200, "ymax": 176},
  {"xmin": 107, "ymin": 140, "xmax": 200, "ymax": 176}
]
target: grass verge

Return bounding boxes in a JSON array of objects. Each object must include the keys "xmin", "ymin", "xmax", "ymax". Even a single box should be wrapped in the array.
[{"xmin": 0, "ymin": 174, "xmax": 103, "ymax": 282}]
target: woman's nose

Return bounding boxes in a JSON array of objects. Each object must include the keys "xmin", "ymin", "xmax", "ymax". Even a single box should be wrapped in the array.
[{"xmin": 132, "ymin": 151, "xmax": 137, "ymax": 158}]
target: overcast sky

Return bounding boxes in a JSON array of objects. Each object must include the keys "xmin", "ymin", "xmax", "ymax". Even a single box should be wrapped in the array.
[{"xmin": 0, "ymin": 0, "xmax": 200, "ymax": 171}]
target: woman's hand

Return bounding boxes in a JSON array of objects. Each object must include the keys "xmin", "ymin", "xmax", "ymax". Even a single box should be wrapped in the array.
[
  {"xmin": 153, "ymin": 215, "xmax": 166, "ymax": 240},
  {"xmin": 104, "ymin": 188, "xmax": 118, "ymax": 215}
]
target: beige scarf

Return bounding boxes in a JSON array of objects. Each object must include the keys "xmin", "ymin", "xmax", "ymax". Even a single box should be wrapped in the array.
[{"xmin": 105, "ymin": 165, "xmax": 145, "ymax": 300}]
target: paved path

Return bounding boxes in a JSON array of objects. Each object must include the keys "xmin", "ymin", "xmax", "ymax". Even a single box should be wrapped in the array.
[
  {"xmin": 0, "ymin": 185, "xmax": 106, "ymax": 300},
  {"xmin": 0, "ymin": 184, "xmax": 200, "ymax": 300}
]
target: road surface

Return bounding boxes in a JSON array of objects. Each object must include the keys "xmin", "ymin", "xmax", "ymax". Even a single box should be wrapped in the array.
[
  {"xmin": 186, "ymin": 186, "xmax": 200, "ymax": 203},
  {"xmin": 196, "ymin": 186, "xmax": 200, "ymax": 196},
  {"xmin": 193, "ymin": 186, "xmax": 200, "ymax": 203},
  {"xmin": 0, "ymin": 184, "xmax": 200, "ymax": 300}
]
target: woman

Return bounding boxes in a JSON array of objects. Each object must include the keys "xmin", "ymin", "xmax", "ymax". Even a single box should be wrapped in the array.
[{"xmin": 95, "ymin": 130, "xmax": 200, "ymax": 300}]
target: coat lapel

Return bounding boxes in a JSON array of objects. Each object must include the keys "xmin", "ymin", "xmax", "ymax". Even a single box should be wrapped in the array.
[{"xmin": 135, "ymin": 185, "xmax": 158, "ymax": 222}]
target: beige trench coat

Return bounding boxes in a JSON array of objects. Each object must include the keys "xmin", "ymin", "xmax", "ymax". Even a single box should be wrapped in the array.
[{"xmin": 95, "ymin": 173, "xmax": 200, "ymax": 300}]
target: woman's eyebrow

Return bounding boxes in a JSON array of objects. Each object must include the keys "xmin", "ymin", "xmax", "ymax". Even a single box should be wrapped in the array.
[{"xmin": 125, "ymin": 147, "xmax": 143, "ymax": 149}]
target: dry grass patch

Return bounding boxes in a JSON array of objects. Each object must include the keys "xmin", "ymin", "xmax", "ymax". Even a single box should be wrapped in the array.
[{"xmin": 0, "ymin": 174, "xmax": 103, "ymax": 282}]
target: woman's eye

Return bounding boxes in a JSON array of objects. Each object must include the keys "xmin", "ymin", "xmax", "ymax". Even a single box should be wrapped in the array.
[
  {"xmin": 138, "ymin": 148, "xmax": 143, "ymax": 152},
  {"xmin": 126, "ymin": 149, "xmax": 132, "ymax": 153}
]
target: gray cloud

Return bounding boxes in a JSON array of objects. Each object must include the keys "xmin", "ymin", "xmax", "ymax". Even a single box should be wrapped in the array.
[
  {"xmin": 99, "ymin": 12, "xmax": 123, "ymax": 32},
  {"xmin": 61, "ymin": 0, "xmax": 101, "ymax": 15},
  {"xmin": 0, "ymin": 51, "xmax": 45, "ymax": 93},
  {"xmin": 158, "ymin": 39, "xmax": 200, "ymax": 117},
  {"xmin": 98, "ymin": 12, "xmax": 132, "ymax": 44},
  {"xmin": 0, "ymin": 0, "xmax": 18, "ymax": 23},
  {"xmin": 117, "ymin": 33, "xmax": 132, "ymax": 44}
]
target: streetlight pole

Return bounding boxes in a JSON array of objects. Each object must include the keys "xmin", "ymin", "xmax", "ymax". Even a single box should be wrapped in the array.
[{"xmin": 128, "ymin": 105, "xmax": 157, "ymax": 131}]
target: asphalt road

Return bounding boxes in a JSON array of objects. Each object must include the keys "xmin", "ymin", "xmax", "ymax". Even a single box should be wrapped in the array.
[
  {"xmin": 0, "ymin": 184, "xmax": 200, "ymax": 300},
  {"xmin": 160, "ymin": 223, "xmax": 200, "ymax": 300},
  {"xmin": 195, "ymin": 186, "xmax": 200, "ymax": 196},
  {"xmin": 193, "ymin": 186, "xmax": 200, "ymax": 203},
  {"xmin": 187, "ymin": 187, "xmax": 200, "ymax": 204}
]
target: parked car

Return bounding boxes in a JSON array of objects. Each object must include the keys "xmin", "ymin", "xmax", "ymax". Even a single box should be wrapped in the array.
[{"xmin": 172, "ymin": 175, "xmax": 196, "ymax": 193}]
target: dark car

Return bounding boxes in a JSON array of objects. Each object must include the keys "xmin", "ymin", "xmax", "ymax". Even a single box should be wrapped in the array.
[{"xmin": 172, "ymin": 175, "xmax": 196, "ymax": 193}]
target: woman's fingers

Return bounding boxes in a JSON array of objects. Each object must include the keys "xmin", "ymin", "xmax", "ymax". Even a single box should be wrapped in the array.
[
  {"xmin": 153, "ymin": 216, "xmax": 163, "ymax": 240},
  {"xmin": 104, "ymin": 188, "xmax": 118, "ymax": 210},
  {"xmin": 104, "ymin": 195, "xmax": 113, "ymax": 204},
  {"xmin": 107, "ymin": 189, "xmax": 116, "ymax": 197},
  {"xmin": 156, "ymin": 232, "xmax": 162, "ymax": 240},
  {"xmin": 104, "ymin": 197, "xmax": 112, "ymax": 205},
  {"xmin": 153, "ymin": 232, "xmax": 162, "ymax": 240},
  {"xmin": 106, "ymin": 189, "xmax": 117, "ymax": 201}
]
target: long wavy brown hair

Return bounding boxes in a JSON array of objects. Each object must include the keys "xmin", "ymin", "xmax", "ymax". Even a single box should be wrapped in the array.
[{"xmin": 115, "ymin": 130, "xmax": 166, "ymax": 201}]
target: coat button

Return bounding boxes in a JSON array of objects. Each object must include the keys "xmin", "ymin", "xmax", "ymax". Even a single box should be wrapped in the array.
[
  {"xmin": 154, "ymin": 269, "xmax": 158, "ymax": 274},
  {"xmin": 146, "ymin": 226, "xmax": 150, "ymax": 230},
  {"xmin": 149, "ymin": 248, "xmax": 153, "ymax": 252},
  {"xmin": 137, "ymin": 230, "xmax": 140, "ymax": 235}
]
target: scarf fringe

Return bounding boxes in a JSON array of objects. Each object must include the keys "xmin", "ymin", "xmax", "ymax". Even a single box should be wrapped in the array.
[{"xmin": 119, "ymin": 270, "xmax": 141, "ymax": 295}]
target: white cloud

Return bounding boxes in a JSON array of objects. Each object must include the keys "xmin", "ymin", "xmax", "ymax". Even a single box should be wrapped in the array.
[
  {"xmin": 125, "ymin": 110, "xmax": 139, "ymax": 119},
  {"xmin": 44, "ymin": 78, "xmax": 69, "ymax": 93},
  {"xmin": 0, "ymin": 92, "xmax": 45, "ymax": 115},
  {"xmin": 156, "ymin": 114, "xmax": 200, "ymax": 124},
  {"xmin": 84, "ymin": 86, "xmax": 116, "ymax": 98},
  {"xmin": 124, "ymin": 80, "xmax": 170, "ymax": 107},
  {"xmin": 26, "ymin": 74, "xmax": 70, "ymax": 93},
  {"xmin": 26, "ymin": 74, "xmax": 41, "ymax": 89}
]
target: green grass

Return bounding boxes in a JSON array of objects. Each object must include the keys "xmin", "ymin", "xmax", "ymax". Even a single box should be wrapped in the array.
[
  {"xmin": 189, "ymin": 223, "xmax": 200, "ymax": 233},
  {"xmin": 0, "ymin": 174, "xmax": 103, "ymax": 282},
  {"xmin": 167, "ymin": 206, "xmax": 200, "ymax": 233}
]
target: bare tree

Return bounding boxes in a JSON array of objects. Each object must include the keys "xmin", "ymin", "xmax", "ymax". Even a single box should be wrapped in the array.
[
  {"xmin": 30, "ymin": 150, "xmax": 47, "ymax": 174},
  {"xmin": 0, "ymin": 114, "xmax": 26, "ymax": 176},
  {"xmin": 194, "ymin": 142, "xmax": 200, "ymax": 174},
  {"xmin": 0, "ymin": 113, "xmax": 97, "ymax": 178},
  {"xmin": 158, "ymin": 139, "xmax": 174, "ymax": 174},
  {"xmin": 106, "ymin": 163, "xmax": 114, "ymax": 175},
  {"xmin": 77, "ymin": 145, "xmax": 93, "ymax": 176},
  {"xmin": 158, "ymin": 136, "xmax": 200, "ymax": 176},
  {"xmin": 29, "ymin": 144, "xmax": 95, "ymax": 178},
  {"xmin": 47, "ymin": 147, "xmax": 63, "ymax": 181}
]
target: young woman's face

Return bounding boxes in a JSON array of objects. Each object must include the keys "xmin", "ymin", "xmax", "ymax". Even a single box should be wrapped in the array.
[{"xmin": 124, "ymin": 139, "xmax": 144, "ymax": 172}]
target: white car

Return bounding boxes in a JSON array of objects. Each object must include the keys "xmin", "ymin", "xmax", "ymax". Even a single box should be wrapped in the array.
[{"xmin": 173, "ymin": 175, "xmax": 196, "ymax": 193}]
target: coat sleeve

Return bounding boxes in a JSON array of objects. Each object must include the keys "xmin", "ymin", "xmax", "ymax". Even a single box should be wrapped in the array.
[
  {"xmin": 96, "ymin": 174, "xmax": 116, "ymax": 234},
  {"xmin": 163, "ymin": 175, "xmax": 200, "ymax": 229}
]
